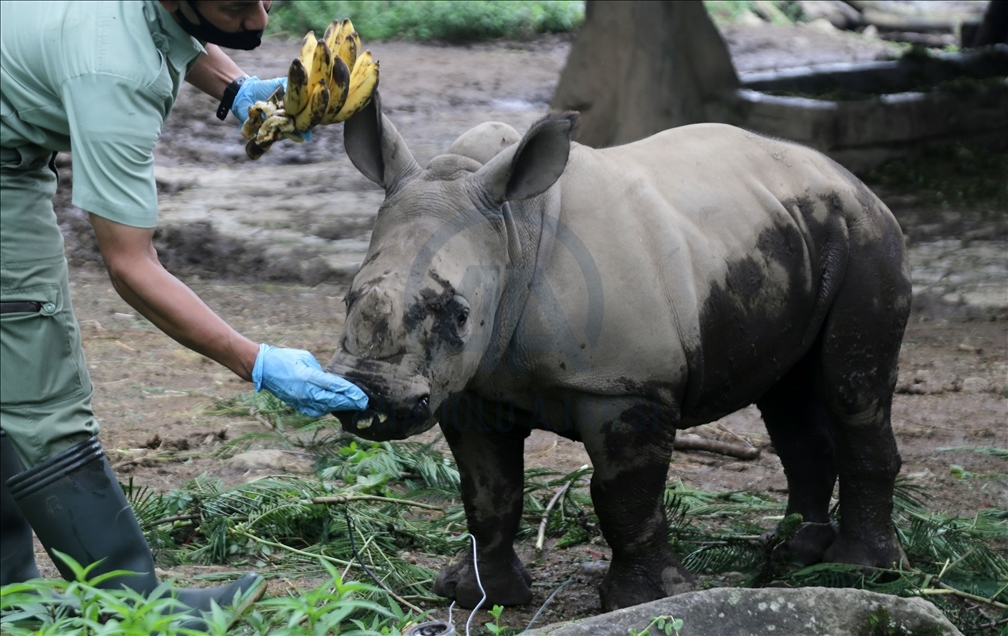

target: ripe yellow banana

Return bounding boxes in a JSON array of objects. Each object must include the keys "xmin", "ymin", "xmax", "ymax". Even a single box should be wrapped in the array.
[
  {"xmin": 284, "ymin": 58, "xmax": 310, "ymax": 117},
  {"xmin": 323, "ymin": 18, "xmax": 343, "ymax": 53},
  {"xmin": 308, "ymin": 40, "xmax": 332, "ymax": 95},
  {"xmin": 241, "ymin": 19, "xmax": 379, "ymax": 159},
  {"xmin": 323, "ymin": 56, "xmax": 351, "ymax": 122},
  {"xmin": 335, "ymin": 30, "xmax": 358, "ymax": 75},
  {"xmin": 330, "ymin": 51, "xmax": 379, "ymax": 123},
  {"xmin": 299, "ymin": 31, "xmax": 317, "ymax": 70},
  {"xmin": 294, "ymin": 82, "xmax": 330, "ymax": 132}
]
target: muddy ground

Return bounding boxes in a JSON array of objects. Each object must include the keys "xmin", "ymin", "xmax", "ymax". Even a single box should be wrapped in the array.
[{"xmin": 39, "ymin": 17, "xmax": 1007, "ymax": 633}]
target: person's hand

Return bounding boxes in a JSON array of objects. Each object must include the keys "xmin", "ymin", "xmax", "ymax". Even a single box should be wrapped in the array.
[
  {"xmin": 231, "ymin": 76, "xmax": 313, "ymax": 141},
  {"xmin": 231, "ymin": 76, "xmax": 283, "ymax": 124},
  {"xmin": 252, "ymin": 344, "xmax": 367, "ymax": 416}
]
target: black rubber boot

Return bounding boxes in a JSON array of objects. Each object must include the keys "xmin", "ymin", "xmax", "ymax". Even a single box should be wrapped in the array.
[
  {"xmin": 1, "ymin": 430, "xmax": 42, "ymax": 585},
  {"xmin": 6, "ymin": 436, "xmax": 265, "ymax": 625}
]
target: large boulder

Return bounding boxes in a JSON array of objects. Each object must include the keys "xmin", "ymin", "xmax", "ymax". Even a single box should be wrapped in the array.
[{"xmin": 526, "ymin": 587, "xmax": 960, "ymax": 635}]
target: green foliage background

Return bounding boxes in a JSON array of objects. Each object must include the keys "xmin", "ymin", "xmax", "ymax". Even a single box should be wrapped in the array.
[{"xmin": 265, "ymin": 0, "xmax": 586, "ymax": 41}]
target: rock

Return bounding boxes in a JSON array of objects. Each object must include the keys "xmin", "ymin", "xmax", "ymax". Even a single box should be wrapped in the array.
[
  {"xmin": 807, "ymin": 17, "xmax": 838, "ymax": 33},
  {"xmin": 575, "ymin": 561, "xmax": 609, "ymax": 579},
  {"xmin": 737, "ymin": 10, "xmax": 766, "ymax": 28},
  {"xmin": 798, "ymin": 0, "xmax": 860, "ymax": 29},
  {"xmin": 525, "ymin": 587, "xmax": 961, "ymax": 636},
  {"xmin": 896, "ymin": 369, "xmax": 960, "ymax": 395},
  {"xmin": 961, "ymin": 377, "xmax": 992, "ymax": 393},
  {"xmin": 751, "ymin": 0, "xmax": 792, "ymax": 25}
]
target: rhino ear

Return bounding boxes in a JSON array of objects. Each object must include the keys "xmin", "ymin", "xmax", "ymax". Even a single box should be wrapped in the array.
[
  {"xmin": 344, "ymin": 91, "xmax": 420, "ymax": 190},
  {"xmin": 474, "ymin": 112, "xmax": 576, "ymax": 204}
]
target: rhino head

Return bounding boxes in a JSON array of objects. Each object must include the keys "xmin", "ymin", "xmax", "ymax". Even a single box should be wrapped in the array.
[{"xmin": 326, "ymin": 94, "xmax": 577, "ymax": 440}]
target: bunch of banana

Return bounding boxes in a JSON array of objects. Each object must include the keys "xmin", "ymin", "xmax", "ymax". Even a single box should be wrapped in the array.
[{"xmin": 241, "ymin": 18, "xmax": 380, "ymax": 160}]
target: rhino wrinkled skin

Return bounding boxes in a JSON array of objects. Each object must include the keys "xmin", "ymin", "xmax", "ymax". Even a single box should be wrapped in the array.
[{"xmin": 326, "ymin": 94, "xmax": 912, "ymax": 611}]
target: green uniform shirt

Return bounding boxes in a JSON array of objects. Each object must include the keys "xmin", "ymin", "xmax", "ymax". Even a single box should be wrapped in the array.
[{"xmin": 0, "ymin": 0, "xmax": 205, "ymax": 228}]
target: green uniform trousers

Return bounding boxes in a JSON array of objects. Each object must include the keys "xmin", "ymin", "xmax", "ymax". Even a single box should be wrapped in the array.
[{"xmin": 0, "ymin": 145, "xmax": 98, "ymax": 470}]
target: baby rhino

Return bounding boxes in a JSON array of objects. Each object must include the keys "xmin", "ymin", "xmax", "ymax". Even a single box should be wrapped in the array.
[{"xmin": 326, "ymin": 94, "xmax": 912, "ymax": 611}]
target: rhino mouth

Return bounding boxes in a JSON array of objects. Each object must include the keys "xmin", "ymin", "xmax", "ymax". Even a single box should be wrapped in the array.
[
  {"xmin": 327, "ymin": 355, "xmax": 437, "ymax": 441},
  {"xmin": 334, "ymin": 398, "xmax": 434, "ymax": 441}
]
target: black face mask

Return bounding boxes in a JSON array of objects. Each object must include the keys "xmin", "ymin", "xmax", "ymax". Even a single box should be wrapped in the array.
[{"xmin": 174, "ymin": 1, "xmax": 264, "ymax": 50}]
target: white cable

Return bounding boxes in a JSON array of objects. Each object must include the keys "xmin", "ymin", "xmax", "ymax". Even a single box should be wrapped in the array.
[{"xmin": 464, "ymin": 533, "xmax": 487, "ymax": 636}]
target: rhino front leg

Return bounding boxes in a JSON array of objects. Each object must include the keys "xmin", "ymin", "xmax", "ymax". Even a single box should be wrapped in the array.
[
  {"xmin": 433, "ymin": 395, "xmax": 532, "ymax": 607},
  {"xmin": 579, "ymin": 398, "xmax": 694, "ymax": 611}
]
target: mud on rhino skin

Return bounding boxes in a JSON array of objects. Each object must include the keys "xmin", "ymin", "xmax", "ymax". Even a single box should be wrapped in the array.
[{"xmin": 324, "ymin": 93, "xmax": 912, "ymax": 611}]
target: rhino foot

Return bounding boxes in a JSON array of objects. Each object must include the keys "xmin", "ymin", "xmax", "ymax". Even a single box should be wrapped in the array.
[
  {"xmin": 823, "ymin": 532, "xmax": 908, "ymax": 570},
  {"xmin": 432, "ymin": 549, "xmax": 532, "ymax": 608},
  {"xmin": 786, "ymin": 521, "xmax": 839, "ymax": 565},
  {"xmin": 598, "ymin": 551, "xmax": 695, "ymax": 611}
]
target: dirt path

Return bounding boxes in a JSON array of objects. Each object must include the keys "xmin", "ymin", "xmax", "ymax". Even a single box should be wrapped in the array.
[{"xmin": 39, "ymin": 21, "xmax": 1007, "ymax": 632}]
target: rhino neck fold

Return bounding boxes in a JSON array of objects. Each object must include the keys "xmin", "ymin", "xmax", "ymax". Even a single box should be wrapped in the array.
[{"xmin": 472, "ymin": 187, "xmax": 560, "ymax": 389}]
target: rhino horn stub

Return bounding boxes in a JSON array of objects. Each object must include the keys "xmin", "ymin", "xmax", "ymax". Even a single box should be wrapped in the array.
[
  {"xmin": 447, "ymin": 121, "xmax": 521, "ymax": 165},
  {"xmin": 342, "ymin": 286, "xmax": 404, "ymax": 358},
  {"xmin": 344, "ymin": 90, "xmax": 420, "ymax": 191}
]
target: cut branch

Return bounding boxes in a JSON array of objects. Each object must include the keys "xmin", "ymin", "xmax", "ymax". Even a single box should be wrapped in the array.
[
  {"xmin": 919, "ymin": 584, "xmax": 1008, "ymax": 610},
  {"xmin": 312, "ymin": 495, "xmax": 442, "ymax": 511},
  {"xmin": 536, "ymin": 480, "xmax": 575, "ymax": 551},
  {"xmin": 674, "ymin": 433, "xmax": 760, "ymax": 460},
  {"xmin": 235, "ymin": 529, "xmax": 356, "ymax": 569}
]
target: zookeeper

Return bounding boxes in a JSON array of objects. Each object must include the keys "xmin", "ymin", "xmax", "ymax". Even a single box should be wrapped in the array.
[{"xmin": 0, "ymin": 0, "xmax": 368, "ymax": 622}]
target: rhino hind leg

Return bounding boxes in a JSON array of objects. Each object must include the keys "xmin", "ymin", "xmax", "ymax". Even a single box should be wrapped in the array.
[
  {"xmin": 581, "ymin": 402, "xmax": 694, "ymax": 611},
  {"xmin": 434, "ymin": 400, "xmax": 532, "ymax": 607},
  {"xmin": 814, "ymin": 209, "xmax": 912, "ymax": 570},
  {"xmin": 756, "ymin": 355, "xmax": 839, "ymax": 564}
]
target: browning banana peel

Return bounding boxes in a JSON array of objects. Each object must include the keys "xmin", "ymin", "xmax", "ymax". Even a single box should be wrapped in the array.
[{"xmin": 242, "ymin": 18, "xmax": 379, "ymax": 160}]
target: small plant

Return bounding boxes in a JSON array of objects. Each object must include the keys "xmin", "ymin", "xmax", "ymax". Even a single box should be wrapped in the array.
[
  {"xmin": 485, "ymin": 604, "xmax": 507, "ymax": 635},
  {"xmin": 0, "ymin": 552, "xmax": 412, "ymax": 635},
  {"xmin": 249, "ymin": 558, "xmax": 401, "ymax": 634},
  {"xmin": 628, "ymin": 614, "xmax": 684, "ymax": 636},
  {"xmin": 0, "ymin": 551, "xmax": 224, "ymax": 635},
  {"xmin": 949, "ymin": 464, "xmax": 973, "ymax": 479}
]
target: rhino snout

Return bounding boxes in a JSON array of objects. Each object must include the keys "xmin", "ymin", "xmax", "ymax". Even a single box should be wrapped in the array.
[
  {"xmin": 326, "ymin": 353, "xmax": 436, "ymax": 440},
  {"xmin": 334, "ymin": 391, "xmax": 434, "ymax": 441}
]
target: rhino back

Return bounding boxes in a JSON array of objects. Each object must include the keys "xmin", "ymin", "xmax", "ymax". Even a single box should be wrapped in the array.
[{"xmin": 526, "ymin": 123, "xmax": 901, "ymax": 423}]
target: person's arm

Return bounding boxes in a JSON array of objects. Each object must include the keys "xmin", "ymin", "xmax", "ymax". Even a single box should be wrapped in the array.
[
  {"xmin": 89, "ymin": 213, "xmax": 259, "ymax": 380},
  {"xmin": 185, "ymin": 44, "xmax": 246, "ymax": 101},
  {"xmin": 184, "ymin": 44, "xmax": 289, "ymax": 128},
  {"xmin": 89, "ymin": 213, "xmax": 367, "ymax": 414}
]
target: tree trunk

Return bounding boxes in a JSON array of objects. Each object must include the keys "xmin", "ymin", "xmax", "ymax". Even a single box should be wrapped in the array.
[
  {"xmin": 972, "ymin": 0, "xmax": 1008, "ymax": 46},
  {"xmin": 550, "ymin": 0, "xmax": 740, "ymax": 148}
]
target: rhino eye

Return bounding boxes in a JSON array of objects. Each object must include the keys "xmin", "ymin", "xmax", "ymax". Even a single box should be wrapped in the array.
[{"xmin": 456, "ymin": 308, "xmax": 469, "ymax": 327}]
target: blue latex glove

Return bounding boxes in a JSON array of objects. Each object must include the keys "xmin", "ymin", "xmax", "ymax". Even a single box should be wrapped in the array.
[
  {"xmin": 252, "ymin": 344, "xmax": 368, "ymax": 416},
  {"xmin": 232, "ymin": 76, "xmax": 312, "ymax": 141}
]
